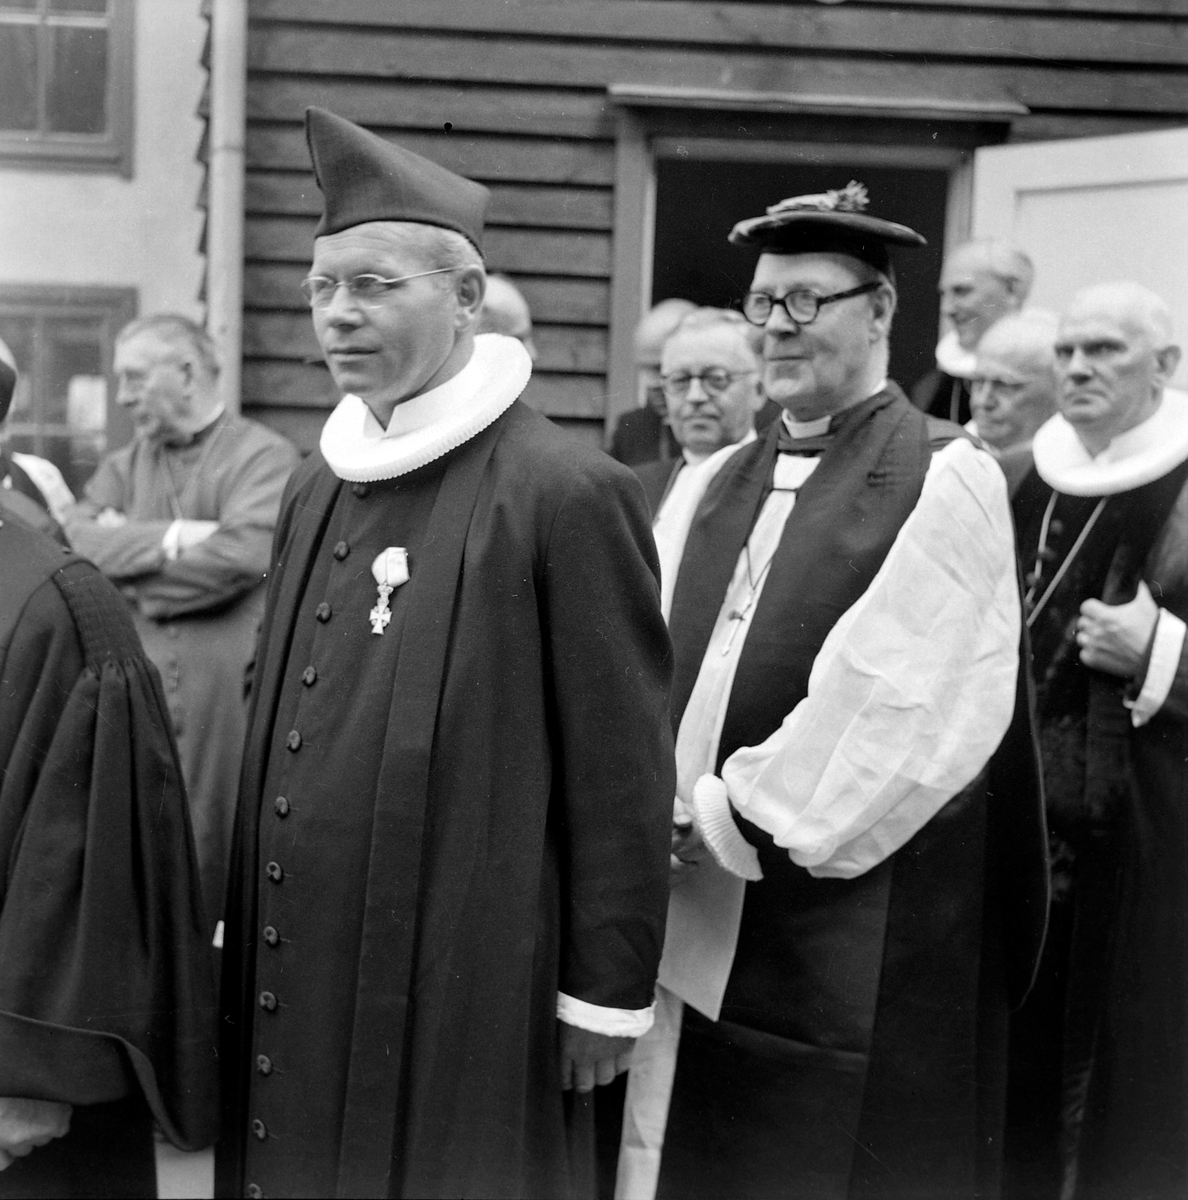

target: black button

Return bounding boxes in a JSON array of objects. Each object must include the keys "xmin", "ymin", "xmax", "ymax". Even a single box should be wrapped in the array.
[
  {"xmin": 256, "ymin": 1054, "xmax": 273, "ymax": 1076},
  {"xmin": 352, "ymin": 482, "xmax": 370, "ymax": 498},
  {"xmin": 274, "ymin": 795, "xmax": 290, "ymax": 817},
  {"xmin": 262, "ymin": 925, "xmax": 279, "ymax": 946},
  {"xmin": 302, "ymin": 666, "xmax": 317, "ymax": 687},
  {"xmin": 246, "ymin": 1186, "xmax": 264, "ymax": 1199},
  {"xmin": 333, "ymin": 541, "xmax": 350, "ymax": 561},
  {"xmin": 315, "ymin": 601, "xmax": 332, "ymax": 623},
  {"xmin": 265, "ymin": 861, "xmax": 284, "ymax": 883},
  {"xmin": 252, "ymin": 1118, "xmax": 267, "ymax": 1141},
  {"xmin": 258, "ymin": 991, "xmax": 277, "ymax": 1011},
  {"xmin": 286, "ymin": 730, "xmax": 301, "ymax": 751}
]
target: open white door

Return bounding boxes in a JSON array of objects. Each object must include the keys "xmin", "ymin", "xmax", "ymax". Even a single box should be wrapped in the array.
[{"xmin": 972, "ymin": 127, "xmax": 1188, "ymax": 387}]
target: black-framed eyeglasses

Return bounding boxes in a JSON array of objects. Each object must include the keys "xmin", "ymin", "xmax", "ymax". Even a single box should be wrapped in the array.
[
  {"xmin": 299, "ymin": 267, "xmax": 460, "ymax": 309},
  {"xmin": 741, "ymin": 281, "xmax": 881, "ymax": 327},
  {"xmin": 661, "ymin": 369, "xmax": 755, "ymax": 399}
]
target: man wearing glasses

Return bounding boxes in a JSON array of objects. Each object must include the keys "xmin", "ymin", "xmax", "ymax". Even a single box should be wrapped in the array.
[
  {"xmin": 616, "ymin": 184, "xmax": 1047, "ymax": 1200},
  {"xmin": 216, "ymin": 109, "xmax": 674, "ymax": 1200}
]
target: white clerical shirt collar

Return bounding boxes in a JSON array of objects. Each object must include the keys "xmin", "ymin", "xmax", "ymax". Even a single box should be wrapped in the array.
[
  {"xmin": 319, "ymin": 333, "xmax": 531, "ymax": 482},
  {"xmin": 1033, "ymin": 387, "xmax": 1188, "ymax": 496},
  {"xmin": 779, "ymin": 379, "xmax": 888, "ymax": 441}
]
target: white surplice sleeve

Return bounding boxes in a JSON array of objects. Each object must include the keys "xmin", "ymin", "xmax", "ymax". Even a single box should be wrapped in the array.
[{"xmin": 693, "ymin": 438, "xmax": 1021, "ymax": 881}]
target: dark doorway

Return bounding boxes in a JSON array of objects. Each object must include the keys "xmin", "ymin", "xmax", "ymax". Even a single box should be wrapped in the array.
[{"xmin": 651, "ymin": 159, "xmax": 949, "ymax": 391}]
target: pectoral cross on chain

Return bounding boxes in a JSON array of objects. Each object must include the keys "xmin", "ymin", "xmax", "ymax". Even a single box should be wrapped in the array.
[
  {"xmin": 721, "ymin": 593, "xmax": 756, "ymax": 656},
  {"xmin": 369, "ymin": 584, "xmax": 394, "ymax": 635}
]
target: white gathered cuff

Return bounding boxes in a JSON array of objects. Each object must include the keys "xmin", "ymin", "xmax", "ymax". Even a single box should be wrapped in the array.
[
  {"xmin": 556, "ymin": 992, "xmax": 655, "ymax": 1038},
  {"xmin": 161, "ymin": 519, "xmax": 184, "ymax": 561},
  {"xmin": 1127, "ymin": 608, "xmax": 1187, "ymax": 727},
  {"xmin": 691, "ymin": 775, "xmax": 763, "ymax": 881}
]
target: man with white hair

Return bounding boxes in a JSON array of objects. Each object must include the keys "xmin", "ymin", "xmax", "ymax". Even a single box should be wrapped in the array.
[
  {"xmin": 913, "ymin": 239, "xmax": 1035, "ymax": 424},
  {"xmin": 1006, "ymin": 281, "xmax": 1188, "ymax": 1200},
  {"xmin": 634, "ymin": 308, "xmax": 764, "ymax": 615},
  {"xmin": 970, "ymin": 309, "xmax": 1060, "ymax": 494},
  {"xmin": 609, "ymin": 299, "xmax": 697, "ymax": 466},
  {"xmin": 215, "ymin": 109, "xmax": 674, "ymax": 1200}
]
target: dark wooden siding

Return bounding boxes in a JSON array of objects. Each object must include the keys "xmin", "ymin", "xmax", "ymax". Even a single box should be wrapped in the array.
[{"xmin": 233, "ymin": 0, "xmax": 1188, "ymax": 450}]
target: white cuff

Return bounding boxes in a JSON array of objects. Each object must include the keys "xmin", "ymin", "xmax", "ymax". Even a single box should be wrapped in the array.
[
  {"xmin": 161, "ymin": 519, "xmax": 183, "ymax": 561},
  {"xmin": 1127, "ymin": 609, "xmax": 1187, "ymax": 727},
  {"xmin": 557, "ymin": 993, "xmax": 654, "ymax": 1038},
  {"xmin": 691, "ymin": 775, "xmax": 763, "ymax": 881}
]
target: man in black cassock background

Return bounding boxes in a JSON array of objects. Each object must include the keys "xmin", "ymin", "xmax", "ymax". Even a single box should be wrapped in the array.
[
  {"xmin": 0, "ymin": 515, "xmax": 218, "ymax": 1197},
  {"xmin": 216, "ymin": 109, "xmax": 674, "ymax": 1200}
]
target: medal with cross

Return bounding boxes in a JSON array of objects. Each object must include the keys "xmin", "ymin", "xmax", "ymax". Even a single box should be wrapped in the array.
[{"xmin": 370, "ymin": 547, "xmax": 409, "ymax": 635}]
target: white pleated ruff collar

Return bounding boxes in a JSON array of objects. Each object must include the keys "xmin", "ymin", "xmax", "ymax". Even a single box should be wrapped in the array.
[
  {"xmin": 1033, "ymin": 387, "xmax": 1188, "ymax": 497},
  {"xmin": 319, "ymin": 334, "xmax": 532, "ymax": 482},
  {"xmin": 935, "ymin": 329, "xmax": 978, "ymax": 380}
]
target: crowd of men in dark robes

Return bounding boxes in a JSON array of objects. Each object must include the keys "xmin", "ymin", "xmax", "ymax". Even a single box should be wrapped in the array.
[{"xmin": 0, "ymin": 106, "xmax": 1185, "ymax": 1200}]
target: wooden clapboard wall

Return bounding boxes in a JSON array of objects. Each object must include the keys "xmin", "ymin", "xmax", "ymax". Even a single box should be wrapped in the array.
[{"xmin": 218, "ymin": 0, "xmax": 1188, "ymax": 451}]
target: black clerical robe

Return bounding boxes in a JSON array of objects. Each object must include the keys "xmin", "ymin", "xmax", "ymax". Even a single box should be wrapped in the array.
[
  {"xmin": 0, "ymin": 518, "xmax": 218, "ymax": 1198},
  {"xmin": 1008, "ymin": 461, "xmax": 1188, "ymax": 1200},
  {"xmin": 217, "ymin": 401, "xmax": 674, "ymax": 1199},
  {"xmin": 656, "ymin": 389, "xmax": 1047, "ymax": 1200}
]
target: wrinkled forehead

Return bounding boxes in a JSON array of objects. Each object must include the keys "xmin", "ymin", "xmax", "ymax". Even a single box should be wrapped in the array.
[
  {"xmin": 975, "ymin": 346, "xmax": 1050, "ymax": 383},
  {"xmin": 114, "ymin": 330, "xmax": 181, "ymax": 369},
  {"xmin": 751, "ymin": 250, "xmax": 870, "ymax": 293},
  {"xmin": 1056, "ymin": 303, "xmax": 1148, "ymax": 349},
  {"xmin": 661, "ymin": 324, "xmax": 756, "ymax": 374}
]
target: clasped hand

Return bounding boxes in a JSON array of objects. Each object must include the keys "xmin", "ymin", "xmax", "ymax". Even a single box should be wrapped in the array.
[
  {"xmin": 1077, "ymin": 580, "xmax": 1159, "ymax": 679},
  {"xmin": 559, "ymin": 1024, "xmax": 634, "ymax": 1093},
  {"xmin": 0, "ymin": 1097, "xmax": 72, "ymax": 1171}
]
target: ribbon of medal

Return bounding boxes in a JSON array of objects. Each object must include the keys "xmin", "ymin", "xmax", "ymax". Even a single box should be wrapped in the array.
[{"xmin": 370, "ymin": 546, "xmax": 409, "ymax": 634}]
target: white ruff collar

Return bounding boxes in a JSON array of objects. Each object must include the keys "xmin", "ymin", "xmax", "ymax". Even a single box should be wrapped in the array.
[
  {"xmin": 1033, "ymin": 387, "xmax": 1188, "ymax": 496},
  {"xmin": 935, "ymin": 329, "xmax": 978, "ymax": 379},
  {"xmin": 319, "ymin": 334, "xmax": 531, "ymax": 482}
]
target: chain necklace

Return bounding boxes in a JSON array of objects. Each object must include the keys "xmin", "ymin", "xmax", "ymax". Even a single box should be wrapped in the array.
[{"xmin": 1024, "ymin": 490, "xmax": 1109, "ymax": 629}]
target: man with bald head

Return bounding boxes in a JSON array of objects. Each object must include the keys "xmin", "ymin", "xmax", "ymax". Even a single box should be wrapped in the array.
[
  {"xmin": 609, "ymin": 299, "xmax": 696, "ymax": 466},
  {"xmin": 477, "ymin": 273, "xmax": 538, "ymax": 361},
  {"xmin": 913, "ymin": 239, "xmax": 1035, "ymax": 425},
  {"xmin": 1006, "ymin": 281, "xmax": 1188, "ymax": 1200},
  {"xmin": 971, "ymin": 310, "xmax": 1060, "ymax": 494}
]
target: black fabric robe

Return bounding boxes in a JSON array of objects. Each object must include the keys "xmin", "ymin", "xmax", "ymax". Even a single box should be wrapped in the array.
[
  {"xmin": 0, "ymin": 517, "xmax": 219, "ymax": 1197},
  {"xmin": 1008, "ymin": 464, "xmax": 1188, "ymax": 1200},
  {"xmin": 911, "ymin": 366, "xmax": 972, "ymax": 426},
  {"xmin": 656, "ymin": 388, "xmax": 1048, "ymax": 1200},
  {"xmin": 217, "ymin": 401, "xmax": 675, "ymax": 1199}
]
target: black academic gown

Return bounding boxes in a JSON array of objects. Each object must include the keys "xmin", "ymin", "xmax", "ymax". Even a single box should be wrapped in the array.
[
  {"xmin": 217, "ymin": 401, "xmax": 675, "ymax": 1200},
  {"xmin": 0, "ymin": 518, "xmax": 218, "ymax": 1198},
  {"xmin": 656, "ymin": 387, "xmax": 1047, "ymax": 1200},
  {"xmin": 911, "ymin": 366, "xmax": 972, "ymax": 426}
]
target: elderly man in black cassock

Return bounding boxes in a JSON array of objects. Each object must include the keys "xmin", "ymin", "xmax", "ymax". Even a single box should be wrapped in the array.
[
  {"xmin": 616, "ymin": 184, "xmax": 1049, "ymax": 1200},
  {"xmin": 215, "ymin": 109, "xmax": 674, "ymax": 1200},
  {"xmin": 0, "ymin": 515, "xmax": 218, "ymax": 1197}
]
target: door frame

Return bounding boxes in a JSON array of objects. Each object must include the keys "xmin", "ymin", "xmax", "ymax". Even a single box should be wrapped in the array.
[{"xmin": 605, "ymin": 94, "xmax": 1020, "ymax": 434}]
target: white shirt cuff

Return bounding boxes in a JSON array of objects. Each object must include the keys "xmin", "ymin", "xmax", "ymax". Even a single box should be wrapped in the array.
[
  {"xmin": 556, "ymin": 993, "xmax": 655, "ymax": 1038},
  {"xmin": 1127, "ymin": 608, "xmax": 1186, "ymax": 727},
  {"xmin": 161, "ymin": 519, "xmax": 184, "ymax": 561},
  {"xmin": 691, "ymin": 775, "xmax": 763, "ymax": 881}
]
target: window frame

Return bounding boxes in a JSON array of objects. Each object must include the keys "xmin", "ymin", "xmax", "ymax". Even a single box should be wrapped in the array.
[
  {"xmin": 0, "ymin": 283, "xmax": 138, "ymax": 492},
  {"xmin": 0, "ymin": 0, "xmax": 135, "ymax": 177}
]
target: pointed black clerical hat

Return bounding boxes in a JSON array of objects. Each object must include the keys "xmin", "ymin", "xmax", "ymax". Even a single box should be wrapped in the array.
[
  {"xmin": 729, "ymin": 181, "xmax": 926, "ymax": 273},
  {"xmin": 304, "ymin": 107, "xmax": 489, "ymax": 253}
]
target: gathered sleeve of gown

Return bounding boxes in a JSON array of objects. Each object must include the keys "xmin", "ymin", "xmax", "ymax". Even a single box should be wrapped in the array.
[
  {"xmin": 694, "ymin": 437, "xmax": 1022, "ymax": 881},
  {"xmin": 0, "ymin": 558, "xmax": 218, "ymax": 1150},
  {"xmin": 542, "ymin": 458, "xmax": 676, "ymax": 1034}
]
